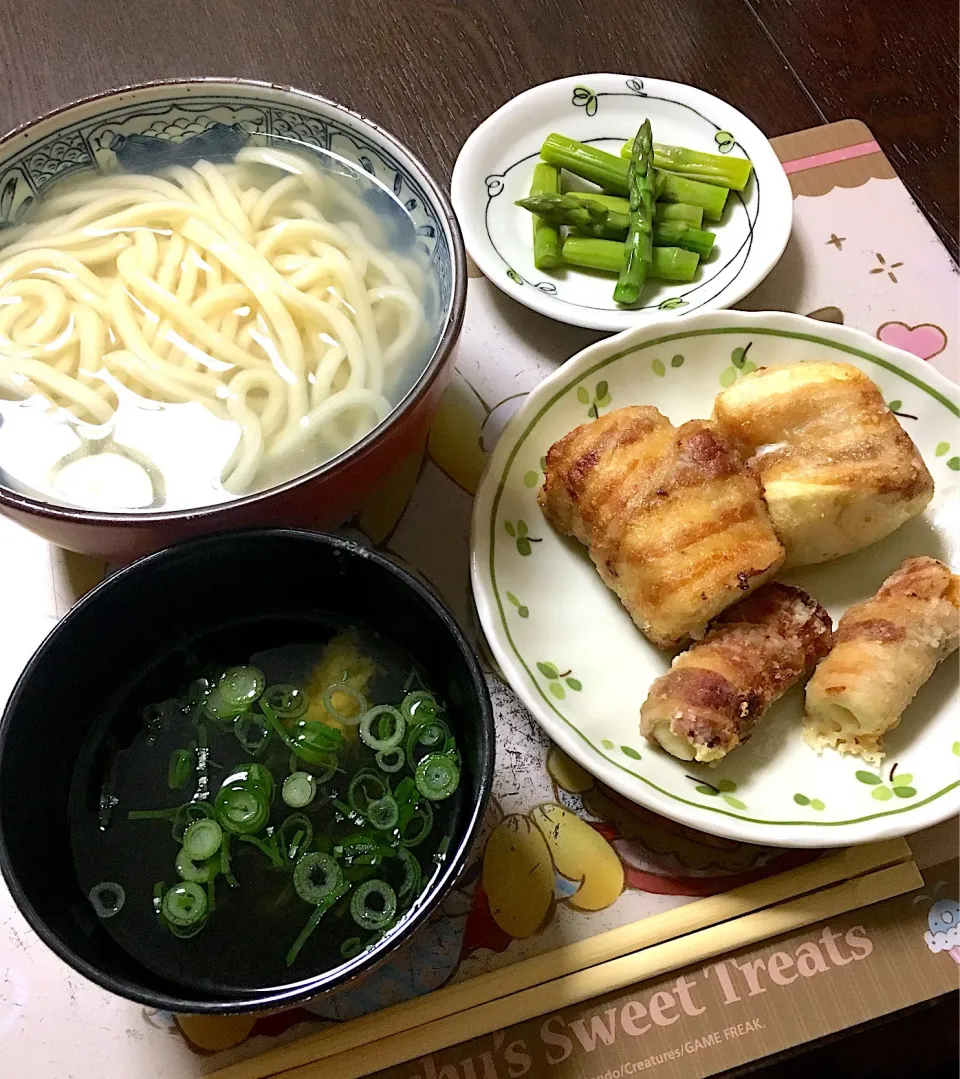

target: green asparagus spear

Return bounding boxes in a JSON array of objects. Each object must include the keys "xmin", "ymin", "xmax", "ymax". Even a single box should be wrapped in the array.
[
  {"xmin": 619, "ymin": 140, "xmax": 753, "ymax": 191},
  {"xmin": 566, "ymin": 191, "xmax": 704, "ymax": 228},
  {"xmin": 657, "ymin": 172, "xmax": 728, "ymax": 222},
  {"xmin": 563, "ymin": 237, "xmax": 699, "ymax": 282},
  {"xmin": 529, "ymin": 162, "xmax": 562, "ymax": 270},
  {"xmin": 516, "ymin": 193, "xmax": 629, "ymax": 239},
  {"xmin": 613, "ymin": 120, "xmax": 656, "ymax": 305},
  {"xmin": 540, "ymin": 133, "xmax": 630, "ymax": 194},
  {"xmin": 518, "ymin": 193, "xmax": 714, "ymax": 256}
]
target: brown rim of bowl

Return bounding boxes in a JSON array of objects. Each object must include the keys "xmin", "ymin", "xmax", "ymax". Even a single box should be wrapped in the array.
[{"xmin": 0, "ymin": 76, "xmax": 467, "ymax": 525}]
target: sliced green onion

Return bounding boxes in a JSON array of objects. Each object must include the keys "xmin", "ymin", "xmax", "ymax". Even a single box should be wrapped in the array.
[
  {"xmin": 214, "ymin": 784, "xmax": 269, "ymax": 835},
  {"xmin": 322, "ymin": 682, "xmax": 367, "ymax": 725},
  {"xmin": 171, "ymin": 801, "xmax": 216, "ymax": 843},
  {"xmin": 220, "ymin": 833, "xmax": 238, "ymax": 887},
  {"xmin": 285, "ymin": 880, "xmax": 350, "ymax": 966},
  {"xmin": 260, "ymin": 701, "xmax": 344, "ymax": 765},
  {"xmin": 375, "ymin": 746, "xmax": 405, "ymax": 773},
  {"xmin": 182, "ymin": 818, "xmax": 223, "ymax": 860},
  {"xmin": 261, "ymin": 683, "xmax": 309, "ymax": 719},
  {"xmin": 88, "ymin": 882, "xmax": 125, "ymax": 919},
  {"xmin": 399, "ymin": 801, "xmax": 434, "ymax": 847},
  {"xmin": 278, "ymin": 813, "xmax": 314, "ymax": 862},
  {"xmin": 347, "ymin": 769, "xmax": 388, "ymax": 816},
  {"xmin": 237, "ymin": 833, "xmax": 284, "ymax": 867},
  {"xmin": 234, "ymin": 713, "xmax": 271, "ymax": 756},
  {"xmin": 176, "ymin": 847, "xmax": 219, "ymax": 883},
  {"xmin": 168, "ymin": 921, "xmax": 206, "ymax": 939},
  {"xmin": 340, "ymin": 936, "xmax": 365, "ymax": 960},
  {"xmin": 294, "ymin": 852, "xmax": 343, "ymax": 904},
  {"xmin": 396, "ymin": 846, "xmax": 422, "ymax": 899},
  {"xmin": 400, "ymin": 691, "xmax": 440, "ymax": 725},
  {"xmin": 203, "ymin": 685, "xmax": 247, "ymax": 725},
  {"xmin": 282, "ymin": 771, "xmax": 317, "ymax": 808},
  {"xmin": 167, "ymin": 749, "xmax": 192, "ymax": 790},
  {"xmin": 415, "ymin": 753, "xmax": 460, "ymax": 801},
  {"xmin": 359, "ymin": 705, "xmax": 405, "ymax": 751},
  {"xmin": 405, "ymin": 719, "xmax": 450, "ymax": 764},
  {"xmin": 161, "ymin": 881, "xmax": 207, "ymax": 928},
  {"xmin": 365, "ymin": 796, "xmax": 400, "ymax": 831},
  {"xmin": 350, "ymin": 879, "xmax": 397, "ymax": 930},
  {"xmin": 292, "ymin": 751, "xmax": 338, "ymax": 784},
  {"xmin": 218, "ymin": 666, "xmax": 265, "ymax": 709}
]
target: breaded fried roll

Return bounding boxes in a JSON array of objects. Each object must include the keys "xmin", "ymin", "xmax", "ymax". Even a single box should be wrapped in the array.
[
  {"xmin": 538, "ymin": 406, "xmax": 785, "ymax": 648},
  {"xmin": 641, "ymin": 584, "xmax": 833, "ymax": 762},
  {"xmin": 805, "ymin": 556, "xmax": 959, "ymax": 764}
]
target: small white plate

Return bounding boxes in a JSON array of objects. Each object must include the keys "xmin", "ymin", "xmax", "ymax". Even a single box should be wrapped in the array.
[
  {"xmin": 452, "ymin": 74, "xmax": 793, "ymax": 333},
  {"xmin": 471, "ymin": 310, "xmax": 960, "ymax": 847}
]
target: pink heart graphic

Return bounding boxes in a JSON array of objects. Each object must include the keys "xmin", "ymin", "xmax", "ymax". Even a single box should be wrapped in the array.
[{"xmin": 876, "ymin": 320, "xmax": 947, "ymax": 361}]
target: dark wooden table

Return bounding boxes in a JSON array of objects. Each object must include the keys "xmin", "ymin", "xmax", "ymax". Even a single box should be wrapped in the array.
[
  {"xmin": 0, "ymin": 2, "xmax": 956, "ymax": 1075},
  {"xmin": 0, "ymin": 0, "xmax": 956, "ymax": 258}
]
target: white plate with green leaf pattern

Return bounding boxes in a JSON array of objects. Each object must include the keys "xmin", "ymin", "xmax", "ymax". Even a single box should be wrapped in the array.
[
  {"xmin": 470, "ymin": 310, "xmax": 960, "ymax": 847},
  {"xmin": 451, "ymin": 74, "xmax": 792, "ymax": 332}
]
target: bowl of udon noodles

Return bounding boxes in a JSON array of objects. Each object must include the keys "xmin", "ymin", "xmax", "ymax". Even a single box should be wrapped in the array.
[{"xmin": 0, "ymin": 79, "xmax": 465, "ymax": 560}]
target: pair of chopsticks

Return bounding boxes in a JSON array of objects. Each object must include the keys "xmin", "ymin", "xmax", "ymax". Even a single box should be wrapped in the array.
[{"xmin": 208, "ymin": 837, "xmax": 919, "ymax": 1079}]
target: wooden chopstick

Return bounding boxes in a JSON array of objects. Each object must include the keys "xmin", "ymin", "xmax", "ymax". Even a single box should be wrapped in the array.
[
  {"xmin": 207, "ymin": 837, "xmax": 911, "ymax": 1079},
  {"xmin": 278, "ymin": 858, "xmax": 921, "ymax": 1079}
]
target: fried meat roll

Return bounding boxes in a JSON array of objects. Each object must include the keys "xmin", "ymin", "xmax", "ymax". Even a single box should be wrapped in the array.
[
  {"xmin": 538, "ymin": 406, "xmax": 785, "ymax": 648},
  {"xmin": 804, "ymin": 556, "xmax": 959, "ymax": 764},
  {"xmin": 640, "ymin": 584, "xmax": 833, "ymax": 762},
  {"xmin": 713, "ymin": 361, "xmax": 934, "ymax": 567}
]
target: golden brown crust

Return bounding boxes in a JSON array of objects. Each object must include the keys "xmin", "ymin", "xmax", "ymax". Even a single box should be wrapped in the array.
[
  {"xmin": 539, "ymin": 408, "xmax": 785, "ymax": 648},
  {"xmin": 713, "ymin": 362, "xmax": 934, "ymax": 566},
  {"xmin": 640, "ymin": 584, "xmax": 833, "ymax": 761},
  {"xmin": 804, "ymin": 556, "xmax": 960, "ymax": 763}
]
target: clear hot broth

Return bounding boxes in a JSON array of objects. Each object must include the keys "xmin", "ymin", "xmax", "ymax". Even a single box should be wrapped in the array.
[{"xmin": 69, "ymin": 618, "xmax": 463, "ymax": 995}]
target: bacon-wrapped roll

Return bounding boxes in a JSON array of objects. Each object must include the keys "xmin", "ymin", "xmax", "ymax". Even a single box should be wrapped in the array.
[
  {"xmin": 640, "ymin": 584, "xmax": 833, "ymax": 762},
  {"xmin": 538, "ymin": 406, "xmax": 785, "ymax": 649},
  {"xmin": 713, "ymin": 361, "xmax": 934, "ymax": 567},
  {"xmin": 804, "ymin": 556, "xmax": 959, "ymax": 764}
]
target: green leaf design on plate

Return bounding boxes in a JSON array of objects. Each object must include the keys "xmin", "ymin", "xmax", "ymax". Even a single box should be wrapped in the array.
[
  {"xmin": 601, "ymin": 738, "xmax": 615, "ymax": 750},
  {"xmin": 719, "ymin": 366, "xmax": 737, "ymax": 388},
  {"xmin": 549, "ymin": 682, "xmax": 565, "ymax": 700},
  {"xmin": 506, "ymin": 592, "xmax": 520, "ymax": 607},
  {"xmin": 507, "ymin": 268, "xmax": 523, "ymax": 285},
  {"xmin": 596, "ymin": 380, "xmax": 608, "ymax": 400},
  {"xmin": 658, "ymin": 297, "xmax": 687, "ymax": 311},
  {"xmin": 621, "ymin": 745, "xmax": 641, "ymax": 760},
  {"xmin": 856, "ymin": 770, "xmax": 882, "ymax": 785},
  {"xmin": 731, "ymin": 346, "xmax": 747, "ymax": 368},
  {"xmin": 793, "ymin": 793, "xmax": 810, "ymax": 806},
  {"xmin": 671, "ymin": 354, "xmax": 684, "ymax": 367},
  {"xmin": 518, "ymin": 605, "xmax": 529, "ymax": 618},
  {"xmin": 953, "ymin": 742, "xmax": 960, "ymax": 756},
  {"xmin": 695, "ymin": 784, "xmax": 718, "ymax": 797},
  {"xmin": 892, "ymin": 786, "xmax": 917, "ymax": 799},
  {"xmin": 810, "ymin": 799, "xmax": 825, "ymax": 811},
  {"xmin": 596, "ymin": 394, "xmax": 612, "ymax": 408},
  {"xmin": 740, "ymin": 360, "xmax": 757, "ymax": 375},
  {"xmin": 516, "ymin": 520, "xmax": 528, "ymax": 537},
  {"xmin": 935, "ymin": 442, "xmax": 949, "ymax": 457},
  {"xmin": 887, "ymin": 399, "xmax": 902, "ymax": 412},
  {"xmin": 565, "ymin": 677, "xmax": 582, "ymax": 691},
  {"xmin": 523, "ymin": 470, "xmax": 538, "ymax": 488},
  {"xmin": 516, "ymin": 537, "xmax": 532, "ymax": 556},
  {"xmin": 891, "ymin": 773, "xmax": 913, "ymax": 787},
  {"xmin": 652, "ymin": 358, "xmax": 666, "ymax": 377},
  {"xmin": 716, "ymin": 779, "xmax": 737, "ymax": 793},
  {"xmin": 722, "ymin": 794, "xmax": 746, "ymax": 810},
  {"xmin": 948, "ymin": 457, "xmax": 960, "ymax": 471},
  {"xmin": 871, "ymin": 786, "xmax": 893, "ymax": 801},
  {"xmin": 715, "ymin": 131, "xmax": 735, "ymax": 153},
  {"xmin": 504, "ymin": 520, "xmax": 516, "ymax": 537},
  {"xmin": 576, "ymin": 386, "xmax": 590, "ymax": 404},
  {"xmin": 537, "ymin": 661, "xmax": 559, "ymax": 680}
]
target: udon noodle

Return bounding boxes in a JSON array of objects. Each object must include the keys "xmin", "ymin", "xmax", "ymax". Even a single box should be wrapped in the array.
[{"xmin": 0, "ymin": 146, "xmax": 428, "ymax": 509}]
